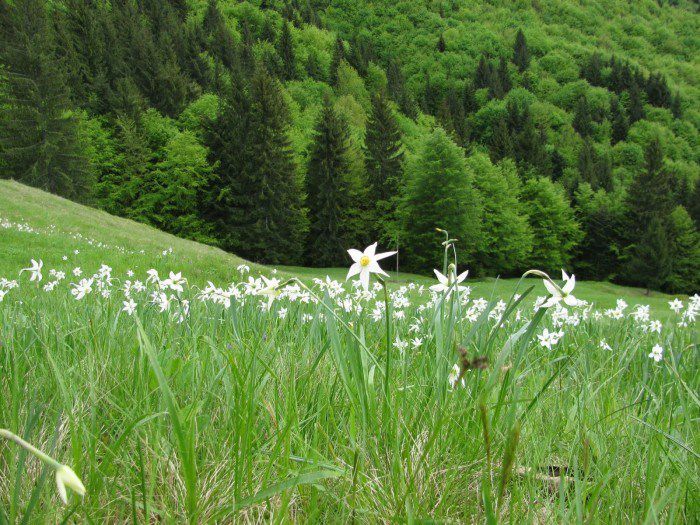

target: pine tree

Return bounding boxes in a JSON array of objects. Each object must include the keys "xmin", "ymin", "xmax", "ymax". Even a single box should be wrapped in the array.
[
  {"xmin": 365, "ymin": 94, "xmax": 404, "ymax": 246},
  {"xmin": 305, "ymin": 98, "xmax": 357, "ymax": 266},
  {"xmin": 0, "ymin": 0, "xmax": 91, "ymax": 200},
  {"xmin": 572, "ymin": 96, "xmax": 593, "ymax": 137},
  {"xmin": 513, "ymin": 29, "xmax": 529, "ymax": 72},
  {"xmin": 610, "ymin": 95, "xmax": 629, "ymax": 145},
  {"xmin": 400, "ymin": 128, "xmax": 483, "ymax": 272},
  {"xmin": 277, "ymin": 20, "xmax": 296, "ymax": 80}
]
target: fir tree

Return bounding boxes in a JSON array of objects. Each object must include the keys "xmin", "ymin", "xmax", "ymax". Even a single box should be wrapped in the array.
[
  {"xmin": 277, "ymin": 20, "xmax": 296, "ymax": 80},
  {"xmin": 0, "ymin": 0, "xmax": 91, "ymax": 200},
  {"xmin": 550, "ymin": 150, "xmax": 566, "ymax": 181},
  {"xmin": 365, "ymin": 94, "xmax": 404, "ymax": 246},
  {"xmin": 513, "ymin": 29, "xmax": 529, "ymax": 72},
  {"xmin": 305, "ymin": 98, "xmax": 357, "ymax": 266}
]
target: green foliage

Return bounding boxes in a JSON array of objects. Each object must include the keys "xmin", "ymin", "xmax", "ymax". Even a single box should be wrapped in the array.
[
  {"xmin": 365, "ymin": 94, "xmax": 404, "ymax": 248},
  {"xmin": 0, "ymin": 0, "xmax": 91, "ymax": 200},
  {"xmin": 467, "ymin": 155, "xmax": 532, "ymax": 275},
  {"xmin": 206, "ymin": 69, "xmax": 307, "ymax": 264},
  {"xmin": 400, "ymin": 128, "xmax": 483, "ymax": 273},
  {"xmin": 1, "ymin": 0, "xmax": 698, "ymax": 293},
  {"xmin": 626, "ymin": 217, "xmax": 672, "ymax": 294},
  {"xmin": 666, "ymin": 206, "xmax": 700, "ymax": 293},
  {"xmin": 520, "ymin": 177, "xmax": 582, "ymax": 272},
  {"xmin": 305, "ymin": 98, "xmax": 359, "ymax": 267}
]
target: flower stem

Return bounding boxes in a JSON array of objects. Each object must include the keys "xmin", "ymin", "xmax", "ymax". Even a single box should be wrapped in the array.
[
  {"xmin": 380, "ymin": 278, "xmax": 392, "ymax": 400},
  {"xmin": 0, "ymin": 428, "xmax": 63, "ymax": 470}
]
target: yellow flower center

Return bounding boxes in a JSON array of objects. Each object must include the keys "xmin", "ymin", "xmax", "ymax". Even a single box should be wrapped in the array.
[{"xmin": 360, "ymin": 255, "xmax": 371, "ymax": 267}]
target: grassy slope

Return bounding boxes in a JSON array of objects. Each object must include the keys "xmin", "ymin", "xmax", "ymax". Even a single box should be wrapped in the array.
[{"xmin": 0, "ymin": 179, "xmax": 687, "ymax": 315}]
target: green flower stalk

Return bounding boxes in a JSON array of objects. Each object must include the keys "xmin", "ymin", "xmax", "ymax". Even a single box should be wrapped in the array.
[{"xmin": 0, "ymin": 428, "xmax": 86, "ymax": 505}]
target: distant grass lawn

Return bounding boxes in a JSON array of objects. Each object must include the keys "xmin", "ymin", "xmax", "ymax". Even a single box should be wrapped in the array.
[{"xmin": 1, "ymin": 179, "xmax": 688, "ymax": 319}]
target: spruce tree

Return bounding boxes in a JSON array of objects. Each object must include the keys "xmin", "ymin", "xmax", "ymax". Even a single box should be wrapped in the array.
[
  {"xmin": 474, "ymin": 55, "xmax": 492, "ymax": 89},
  {"xmin": 670, "ymin": 91, "xmax": 682, "ymax": 118},
  {"xmin": 0, "ymin": 0, "xmax": 91, "ymax": 200},
  {"xmin": 205, "ymin": 69, "xmax": 306, "ymax": 264},
  {"xmin": 305, "ymin": 98, "xmax": 357, "ymax": 266},
  {"xmin": 277, "ymin": 20, "xmax": 296, "ymax": 80},
  {"xmin": 489, "ymin": 118, "xmax": 515, "ymax": 161},
  {"xmin": 628, "ymin": 81, "xmax": 645, "ymax": 124},
  {"xmin": 498, "ymin": 56, "xmax": 511, "ymax": 94},
  {"xmin": 365, "ymin": 94, "xmax": 404, "ymax": 246},
  {"xmin": 610, "ymin": 95, "xmax": 629, "ymax": 145},
  {"xmin": 626, "ymin": 217, "xmax": 671, "ymax": 294},
  {"xmin": 625, "ymin": 138, "xmax": 673, "ymax": 229},
  {"xmin": 329, "ymin": 37, "xmax": 345, "ymax": 86},
  {"xmin": 513, "ymin": 29, "xmax": 529, "ymax": 72},
  {"xmin": 437, "ymin": 34, "xmax": 446, "ymax": 53}
]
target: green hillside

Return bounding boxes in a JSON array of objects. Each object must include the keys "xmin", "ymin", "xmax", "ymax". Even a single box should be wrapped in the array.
[
  {"xmin": 1, "ymin": 0, "xmax": 698, "ymax": 296},
  {"xmin": 0, "ymin": 179, "xmax": 686, "ymax": 316}
]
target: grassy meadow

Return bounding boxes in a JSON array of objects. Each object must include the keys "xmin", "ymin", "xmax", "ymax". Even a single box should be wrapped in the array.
[{"xmin": 1, "ymin": 179, "xmax": 699, "ymax": 522}]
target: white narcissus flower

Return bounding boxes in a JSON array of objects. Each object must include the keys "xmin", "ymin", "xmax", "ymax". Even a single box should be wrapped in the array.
[
  {"xmin": 346, "ymin": 243, "xmax": 396, "ymax": 291},
  {"xmin": 542, "ymin": 270, "xmax": 578, "ymax": 308},
  {"xmin": 122, "ymin": 299, "xmax": 137, "ymax": 316},
  {"xmin": 20, "ymin": 259, "xmax": 43, "ymax": 282},
  {"xmin": 258, "ymin": 276, "xmax": 281, "ymax": 309},
  {"xmin": 55, "ymin": 464, "xmax": 86, "ymax": 504},
  {"xmin": 430, "ymin": 268, "xmax": 469, "ymax": 296},
  {"xmin": 648, "ymin": 344, "xmax": 663, "ymax": 362}
]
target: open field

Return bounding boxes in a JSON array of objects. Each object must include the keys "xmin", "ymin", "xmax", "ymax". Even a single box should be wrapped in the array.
[
  {"xmin": 0, "ymin": 180, "xmax": 688, "ymax": 319},
  {"xmin": 1, "ymin": 180, "xmax": 699, "ymax": 522}
]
